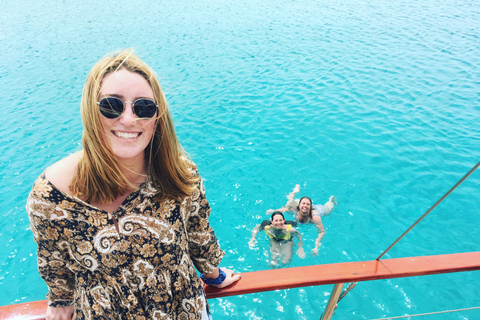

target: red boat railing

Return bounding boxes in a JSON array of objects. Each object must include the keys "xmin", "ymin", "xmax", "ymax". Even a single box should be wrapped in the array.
[
  {"xmin": 3, "ymin": 162, "xmax": 479, "ymax": 319},
  {"xmin": 1, "ymin": 251, "xmax": 480, "ymax": 320}
]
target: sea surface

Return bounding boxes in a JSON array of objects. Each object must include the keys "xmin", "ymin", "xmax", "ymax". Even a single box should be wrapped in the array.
[{"xmin": 1, "ymin": 0, "xmax": 479, "ymax": 319}]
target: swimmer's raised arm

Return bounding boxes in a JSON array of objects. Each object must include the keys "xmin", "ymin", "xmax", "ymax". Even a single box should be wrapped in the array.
[
  {"xmin": 266, "ymin": 184, "xmax": 301, "ymax": 215},
  {"xmin": 266, "ymin": 207, "xmax": 289, "ymax": 215},
  {"xmin": 285, "ymin": 184, "xmax": 300, "ymax": 209}
]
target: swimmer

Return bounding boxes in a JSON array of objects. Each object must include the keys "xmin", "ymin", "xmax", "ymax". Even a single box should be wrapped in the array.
[
  {"xmin": 249, "ymin": 211, "xmax": 306, "ymax": 267},
  {"xmin": 267, "ymin": 184, "xmax": 337, "ymax": 256}
]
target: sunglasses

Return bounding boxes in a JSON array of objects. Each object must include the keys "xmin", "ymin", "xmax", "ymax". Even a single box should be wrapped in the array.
[{"xmin": 97, "ymin": 97, "xmax": 158, "ymax": 119}]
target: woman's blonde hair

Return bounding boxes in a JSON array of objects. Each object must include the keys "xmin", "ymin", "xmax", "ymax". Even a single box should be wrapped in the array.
[{"xmin": 71, "ymin": 49, "xmax": 198, "ymax": 203}]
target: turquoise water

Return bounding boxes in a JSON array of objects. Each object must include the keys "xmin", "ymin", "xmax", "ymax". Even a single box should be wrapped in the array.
[{"xmin": 1, "ymin": 0, "xmax": 480, "ymax": 319}]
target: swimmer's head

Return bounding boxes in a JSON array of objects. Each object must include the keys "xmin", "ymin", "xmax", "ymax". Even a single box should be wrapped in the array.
[
  {"xmin": 298, "ymin": 196, "xmax": 313, "ymax": 219},
  {"xmin": 270, "ymin": 211, "xmax": 285, "ymax": 220},
  {"xmin": 270, "ymin": 211, "xmax": 286, "ymax": 228}
]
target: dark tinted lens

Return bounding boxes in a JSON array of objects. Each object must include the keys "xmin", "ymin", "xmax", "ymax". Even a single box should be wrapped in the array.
[
  {"xmin": 99, "ymin": 97, "xmax": 124, "ymax": 119},
  {"xmin": 134, "ymin": 99, "xmax": 157, "ymax": 118}
]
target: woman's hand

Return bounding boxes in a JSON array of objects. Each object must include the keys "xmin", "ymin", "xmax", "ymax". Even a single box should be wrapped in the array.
[
  {"xmin": 296, "ymin": 247, "xmax": 306, "ymax": 259},
  {"xmin": 46, "ymin": 305, "xmax": 74, "ymax": 320},
  {"xmin": 210, "ymin": 267, "xmax": 241, "ymax": 289},
  {"xmin": 311, "ymin": 247, "xmax": 320, "ymax": 256}
]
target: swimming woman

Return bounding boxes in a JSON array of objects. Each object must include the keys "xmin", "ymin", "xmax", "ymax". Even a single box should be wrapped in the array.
[
  {"xmin": 249, "ymin": 212, "xmax": 305, "ymax": 267},
  {"xmin": 267, "ymin": 184, "xmax": 337, "ymax": 256}
]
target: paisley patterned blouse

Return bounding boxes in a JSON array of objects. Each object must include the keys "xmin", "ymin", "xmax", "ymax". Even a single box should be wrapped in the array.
[{"xmin": 26, "ymin": 169, "xmax": 224, "ymax": 320}]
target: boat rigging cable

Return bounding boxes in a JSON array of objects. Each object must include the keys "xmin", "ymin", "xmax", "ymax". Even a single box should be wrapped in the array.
[
  {"xmin": 320, "ymin": 160, "xmax": 480, "ymax": 320},
  {"xmin": 377, "ymin": 160, "xmax": 480, "ymax": 260},
  {"xmin": 369, "ymin": 306, "xmax": 480, "ymax": 319},
  {"xmin": 338, "ymin": 281, "xmax": 357, "ymax": 302}
]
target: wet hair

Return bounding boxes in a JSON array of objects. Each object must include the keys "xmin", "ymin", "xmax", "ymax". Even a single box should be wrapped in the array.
[
  {"xmin": 297, "ymin": 196, "xmax": 313, "ymax": 219},
  {"xmin": 270, "ymin": 211, "xmax": 285, "ymax": 221},
  {"xmin": 70, "ymin": 49, "xmax": 198, "ymax": 203}
]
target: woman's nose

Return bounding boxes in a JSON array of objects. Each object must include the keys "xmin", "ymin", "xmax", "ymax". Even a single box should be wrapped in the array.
[{"xmin": 119, "ymin": 101, "xmax": 136, "ymax": 123}]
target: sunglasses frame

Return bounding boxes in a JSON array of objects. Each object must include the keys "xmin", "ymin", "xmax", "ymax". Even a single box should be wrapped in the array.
[{"xmin": 97, "ymin": 96, "xmax": 158, "ymax": 119}]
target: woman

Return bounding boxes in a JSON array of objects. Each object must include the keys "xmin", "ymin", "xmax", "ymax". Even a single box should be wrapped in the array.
[
  {"xmin": 26, "ymin": 49, "xmax": 240, "ymax": 320},
  {"xmin": 249, "ymin": 212, "xmax": 305, "ymax": 267},
  {"xmin": 267, "ymin": 184, "xmax": 337, "ymax": 256}
]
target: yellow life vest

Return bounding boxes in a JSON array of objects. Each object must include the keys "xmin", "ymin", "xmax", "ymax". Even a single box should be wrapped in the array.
[{"xmin": 265, "ymin": 224, "xmax": 292, "ymax": 241}]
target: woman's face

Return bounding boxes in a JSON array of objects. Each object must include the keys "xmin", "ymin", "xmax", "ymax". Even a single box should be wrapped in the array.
[
  {"xmin": 98, "ymin": 69, "xmax": 156, "ymax": 165},
  {"xmin": 299, "ymin": 198, "xmax": 311, "ymax": 214},
  {"xmin": 271, "ymin": 214, "xmax": 285, "ymax": 229}
]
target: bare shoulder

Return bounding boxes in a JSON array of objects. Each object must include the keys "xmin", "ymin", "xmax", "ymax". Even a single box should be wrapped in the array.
[
  {"xmin": 311, "ymin": 215, "xmax": 324, "ymax": 227},
  {"xmin": 44, "ymin": 151, "xmax": 82, "ymax": 196}
]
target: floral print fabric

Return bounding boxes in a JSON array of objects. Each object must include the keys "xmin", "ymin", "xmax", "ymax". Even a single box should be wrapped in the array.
[{"xmin": 26, "ymin": 169, "xmax": 224, "ymax": 320}]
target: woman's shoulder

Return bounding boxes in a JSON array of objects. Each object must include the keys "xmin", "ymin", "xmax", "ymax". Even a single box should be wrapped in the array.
[{"xmin": 44, "ymin": 151, "xmax": 82, "ymax": 196}]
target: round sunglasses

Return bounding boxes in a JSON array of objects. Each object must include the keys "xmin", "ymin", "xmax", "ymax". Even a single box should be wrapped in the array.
[{"xmin": 97, "ymin": 97, "xmax": 158, "ymax": 119}]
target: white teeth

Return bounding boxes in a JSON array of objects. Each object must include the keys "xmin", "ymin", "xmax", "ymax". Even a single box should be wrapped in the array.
[{"xmin": 114, "ymin": 131, "xmax": 140, "ymax": 139}]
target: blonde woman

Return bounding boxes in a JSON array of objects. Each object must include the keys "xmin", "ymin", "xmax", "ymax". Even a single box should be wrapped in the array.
[{"xmin": 27, "ymin": 49, "xmax": 240, "ymax": 320}]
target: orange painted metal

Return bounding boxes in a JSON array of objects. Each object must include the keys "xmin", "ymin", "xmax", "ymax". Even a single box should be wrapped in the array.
[
  {"xmin": 0, "ymin": 299, "xmax": 47, "ymax": 320},
  {"xmin": 1, "ymin": 252, "xmax": 479, "ymax": 319},
  {"xmin": 204, "ymin": 251, "xmax": 480, "ymax": 298}
]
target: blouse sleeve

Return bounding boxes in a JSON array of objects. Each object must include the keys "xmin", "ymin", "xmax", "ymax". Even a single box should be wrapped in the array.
[
  {"xmin": 183, "ymin": 172, "xmax": 225, "ymax": 274},
  {"xmin": 26, "ymin": 176, "xmax": 76, "ymax": 307}
]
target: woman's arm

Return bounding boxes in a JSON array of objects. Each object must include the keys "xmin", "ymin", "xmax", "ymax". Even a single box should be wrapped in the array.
[
  {"xmin": 248, "ymin": 225, "xmax": 261, "ymax": 248},
  {"xmin": 285, "ymin": 184, "xmax": 300, "ymax": 208},
  {"xmin": 184, "ymin": 175, "xmax": 225, "ymax": 271},
  {"xmin": 26, "ymin": 177, "xmax": 76, "ymax": 309},
  {"xmin": 184, "ymin": 174, "xmax": 240, "ymax": 288},
  {"xmin": 202, "ymin": 267, "xmax": 241, "ymax": 288},
  {"xmin": 266, "ymin": 184, "xmax": 301, "ymax": 215},
  {"xmin": 265, "ymin": 202, "xmax": 298, "ymax": 216},
  {"xmin": 249, "ymin": 220, "xmax": 271, "ymax": 248},
  {"xmin": 290, "ymin": 227, "xmax": 306, "ymax": 259},
  {"xmin": 266, "ymin": 207, "xmax": 290, "ymax": 215},
  {"xmin": 311, "ymin": 216, "xmax": 326, "ymax": 256}
]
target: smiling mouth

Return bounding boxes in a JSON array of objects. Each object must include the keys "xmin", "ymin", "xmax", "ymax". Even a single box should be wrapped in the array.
[{"xmin": 113, "ymin": 131, "xmax": 141, "ymax": 139}]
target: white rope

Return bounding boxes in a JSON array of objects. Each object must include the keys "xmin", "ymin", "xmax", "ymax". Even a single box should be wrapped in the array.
[{"xmin": 370, "ymin": 306, "xmax": 480, "ymax": 320}]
